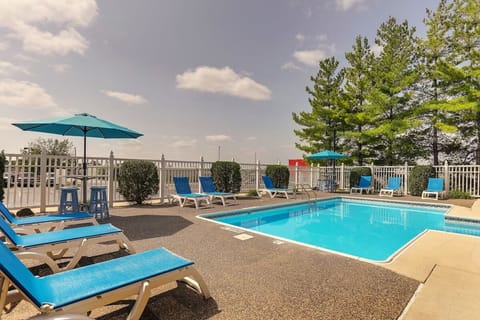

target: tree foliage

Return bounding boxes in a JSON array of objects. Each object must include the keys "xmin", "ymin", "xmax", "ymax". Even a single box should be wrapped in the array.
[
  {"xmin": 25, "ymin": 138, "xmax": 74, "ymax": 156},
  {"xmin": 293, "ymin": 1, "xmax": 480, "ymax": 165}
]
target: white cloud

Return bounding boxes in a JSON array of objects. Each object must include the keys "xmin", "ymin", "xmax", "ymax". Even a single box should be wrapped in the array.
[
  {"xmin": 371, "ymin": 44, "xmax": 383, "ymax": 57},
  {"xmin": 101, "ymin": 90, "xmax": 148, "ymax": 105},
  {"xmin": 51, "ymin": 64, "xmax": 71, "ymax": 73},
  {"xmin": 176, "ymin": 66, "xmax": 272, "ymax": 101},
  {"xmin": 0, "ymin": 79, "xmax": 56, "ymax": 108},
  {"xmin": 0, "ymin": 61, "xmax": 30, "ymax": 76},
  {"xmin": 246, "ymin": 136, "xmax": 257, "ymax": 141},
  {"xmin": 293, "ymin": 49, "xmax": 330, "ymax": 66},
  {"xmin": 206, "ymin": 135, "xmax": 232, "ymax": 142},
  {"xmin": 0, "ymin": 0, "xmax": 97, "ymax": 55},
  {"xmin": 281, "ymin": 62, "xmax": 302, "ymax": 71},
  {"xmin": 316, "ymin": 34, "xmax": 328, "ymax": 42},
  {"xmin": 0, "ymin": 42, "xmax": 8, "ymax": 51},
  {"xmin": 296, "ymin": 33, "xmax": 305, "ymax": 46},
  {"xmin": 335, "ymin": 0, "xmax": 365, "ymax": 10},
  {"xmin": 172, "ymin": 138, "xmax": 197, "ymax": 148}
]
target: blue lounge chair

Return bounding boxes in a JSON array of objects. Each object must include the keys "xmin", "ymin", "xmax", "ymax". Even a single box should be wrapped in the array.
[
  {"xmin": 259, "ymin": 176, "xmax": 291, "ymax": 199},
  {"xmin": 350, "ymin": 176, "xmax": 373, "ymax": 194},
  {"xmin": 0, "ymin": 201, "xmax": 97, "ymax": 234},
  {"xmin": 199, "ymin": 176, "xmax": 236, "ymax": 206},
  {"xmin": 0, "ymin": 241, "xmax": 210, "ymax": 319},
  {"xmin": 422, "ymin": 178, "xmax": 447, "ymax": 200},
  {"xmin": 379, "ymin": 177, "xmax": 403, "ymax": 197},
  {"xmin": 0, "ymin": 216, "xmax": 134, "ymax": 272},
  {"xmin": 172, "ymin": 177, "xmax": 210, "ymax": 209}
]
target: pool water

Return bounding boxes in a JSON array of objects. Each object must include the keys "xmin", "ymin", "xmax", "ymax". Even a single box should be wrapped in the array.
[{"xmin": 204, "ymin": 198, "xmax": 480, "ymax": 261}]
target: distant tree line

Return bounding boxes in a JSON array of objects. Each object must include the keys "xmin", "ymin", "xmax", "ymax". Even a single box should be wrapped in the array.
[{"xmin": 293, "ymin": 0, "xmax": 480, "ymax": 165}]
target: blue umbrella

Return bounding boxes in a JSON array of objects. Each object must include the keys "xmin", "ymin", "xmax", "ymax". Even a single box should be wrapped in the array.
[
  {"xmin": 13, "ymin": 113, "xmax": 143, "ymax": 206},
  {"xmin": 306, "ymin": 150, "xmax": 346, "ymax": 160},
  {"xmin": 307, "ymin": 150, "xmax": 347, "ymax": 192}
]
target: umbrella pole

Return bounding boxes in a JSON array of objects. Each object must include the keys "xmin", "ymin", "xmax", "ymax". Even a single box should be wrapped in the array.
[{"xmin": 83, "ymin": 132, "xmax": 87, "ymax": 209}]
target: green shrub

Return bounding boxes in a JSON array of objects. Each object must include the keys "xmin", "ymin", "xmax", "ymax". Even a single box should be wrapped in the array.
[
  {"xmin": 349, "ymin": 167, "xmax": 372, "ymax": 187},
  {"xmin": 448, "ymin": 190, "xmax": 471, "ymax": 199},
  {"xmin": 265, "ymin": 165, "xmax": 290, "ymax": 188},
  {"xmin": 409, "ymin": 165, "xmax": 436, "ymax": 196},
  {"xmin": 118, "ymin": 160, "xmax": 159, "ymax": 204},
  {"xmin": 0, "ymin": 151, "xmax": 5, "ymax": 202},
  {"xmin": 211, "ymin": 161, "xmax": 241, "ymax": 193},
  {"xmin": 246, "ymin": 189, "xmax": 259, "ymax": 197}
]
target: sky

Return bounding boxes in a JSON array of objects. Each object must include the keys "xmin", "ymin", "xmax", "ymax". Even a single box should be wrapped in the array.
[{"xmin": 0, "ymin": 0, "xmax": 440, "ymax": 164}]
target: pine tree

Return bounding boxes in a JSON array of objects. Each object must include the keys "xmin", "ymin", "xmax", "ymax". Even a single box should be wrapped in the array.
[
  {"xmin": 437, "ymin": 0, "xmax": 480, "ymax": 164},
  {"xmin": 293, "ymin": 57, "xmax": 345, "ymax": 155},
  {"xmin": 365, "ymin": 17, "xmax": 421, "ymax": 165},
  {"xmin": 343, "ymin": 36, "xmax": 376, "ymax": 165},
  {"xmin": 417, "ymin": 0, "xmax": 457, "ymax": 165}
]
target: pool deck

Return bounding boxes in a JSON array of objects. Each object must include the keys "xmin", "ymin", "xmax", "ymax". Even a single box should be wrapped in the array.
[{"xmin": 3, "ymin": 192, "xmax": 480, "ymax": 319}]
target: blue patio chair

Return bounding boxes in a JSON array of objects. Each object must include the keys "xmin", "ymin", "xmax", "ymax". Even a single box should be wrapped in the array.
[
  {"xmin": 199, "ymin": 176, "xmax": 236, "ymax": 206},
  {"xmin": 259, "ymin": 176, "xmax": 291, "ymax": 199},
  {"xmin": 172, "ymin": 177, "xmax": 210, "ymax": 209},
  {"xmin": 350, "ymin": 176, "xmax": 373, "ymax": 194},
  {"xmin": 0, "ymin": 240, "xmax": 210, "ymax": 319},
  {"xmin": 379, "ymin": 177, "xmax": 403, "ymax": 197},
  {"xmin": 0, "ymin": 216, "xmax": 134, "ymax": 272},
  {"xmin": 0, "ymin": 201, "xmax": 97, "ymax": 234},
  {"xmin": 422, "ymin": 178, "xmax": 447, "ymax": 200}
]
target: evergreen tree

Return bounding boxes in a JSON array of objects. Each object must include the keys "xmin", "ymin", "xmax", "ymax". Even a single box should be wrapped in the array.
[
  {"xmin": 343, "ymin": 36, "xmax": 376, "ymax": 165},
  {"xmin": 436, "ymin": 0, "xmax": 480, "ymax": 164},
  {"xmin": 293, "ymin": 57, "xmax": 345, "ymax": 155},
  {"xmin": 365, "ymin": 17, "xmax": 421, "ymax": 165},
  {"xmin": 417, "ymin": 0, "xmax": 457, "ymax": 165}
]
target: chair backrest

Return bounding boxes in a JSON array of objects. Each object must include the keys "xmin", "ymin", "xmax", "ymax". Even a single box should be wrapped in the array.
[
  {"xmin": 0, "ymin": 201, "xmax": 16, "ymax": 223},
  {"xmin": 0, "ymin": 240, "xmax": 41, "ymax": 307},
  {"xmin": 358, "ymin": 176, "xmax": 372, "ymax": 188},
  {"xmin": 262, "ymin": 176, "xmax": 275, "ymax": 189},
  {"xmin": 386, "ymin": 177, "xmax": 401, "ymax": 190},
  {"xmin": 0, "ymin": 214, "xmax": 20, "ymax": 244},
  {"xmin": 173, "ymin": 177, "xmax": 193, "ymax": 194},
  {"xmin": 427, "ymin": 178, "xmax": 444, "ymax": 192},
  {"xmin": 199, "ymin": 176, "xmax": 216, "ymax": 193}
]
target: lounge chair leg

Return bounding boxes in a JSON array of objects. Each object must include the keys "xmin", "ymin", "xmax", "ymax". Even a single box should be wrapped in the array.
[
  {"xmin": 127, "ymin": 281, "xmax": 151, "ymax": 320},
  {"xmin": 180, "ymin": 269, "xmax": 211, "ymax": 299}
]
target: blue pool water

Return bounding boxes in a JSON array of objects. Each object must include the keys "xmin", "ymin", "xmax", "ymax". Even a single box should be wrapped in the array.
[{"xmin": 203, "ymin": 198, "xmax": 480, "ymax": 261}]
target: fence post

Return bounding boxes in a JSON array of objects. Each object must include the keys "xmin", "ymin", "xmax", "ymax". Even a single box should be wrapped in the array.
[
  {"xmin": 370, "ymin": 162, "xmax": 375, "ymax": 191},
  {"xmin": 160, "ymin": 154, "xmax": 166, "ymax": 202},
  {"xmin": 444, "ymin": 160, "xmax": 450, "ymax": 192},
  {"xmin": 340, "ymin": 163, "xmax": 345, "ymax": 190},
  {"xmin": 295, "ymin": 162, "xmax": 299, "ymax": 187},
  {"xmin": 108, "ymin": 151, "xmax": 114, "ymax": 208},
  {"xmin": 199, "ymin": 156, "xmax": 204, "ymax": 193},
  {"xmin": 310, "ymin": 163, "xmax": 314, "ymax": 187},
  {"xmin": 404, "ymin": 161, "xmax": 408, "ymax": 195},
  {"xmin": 255, "ymin": 160, "xmax": 260, "ymax": 191},
  {"xmin": 39, "ymin": 148, "xmax": 47, "ymax": 213}
]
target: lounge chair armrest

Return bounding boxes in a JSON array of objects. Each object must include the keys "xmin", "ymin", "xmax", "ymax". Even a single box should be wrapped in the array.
[{"xmin": 16, "ymin": 251, "xmax": 61, "ymax": 274}]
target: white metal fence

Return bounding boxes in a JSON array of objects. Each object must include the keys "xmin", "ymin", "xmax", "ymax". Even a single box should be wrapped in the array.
[{"xmin": 2, "ymin": 151, "xmax": 479, "ymax": 211}]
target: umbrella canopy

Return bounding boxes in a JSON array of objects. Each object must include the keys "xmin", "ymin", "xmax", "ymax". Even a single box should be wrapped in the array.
[
  {"xmin": 13, "ymin": 113, "xmax": 143, "ymax": 206},
  {"xmin": 12, "ymin": 113, "xmax": 143, "ymax": 139},
  {"xmin": 306, "ymin": 150, "xmax": 346, "ymax": 160}
]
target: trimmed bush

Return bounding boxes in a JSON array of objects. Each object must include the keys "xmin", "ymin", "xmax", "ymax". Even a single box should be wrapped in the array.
[
  {"xmin": 118, "ymin": 160, "xmax": 159, "ymax": 204},
  {"xmin": 409, "ymin": 165, "xmax": 436, "ymax": 196},
  {"xmin": 265, "ymin": 165, "xmax": 290, "ymax": 188},
  {"xmin": 211, "ymin": 161, "xmax": 241, "ymax": 193},
  {"xmin": 0, "ymin": 150, "xmax": 5, "ymax": 202},
  {"xmin": 349, "ymin": 167, "xmax": 372, "ymax": 187},
  {"xmin": 448, "ymin": 190, "xmax": 471, "ymax": 199}
]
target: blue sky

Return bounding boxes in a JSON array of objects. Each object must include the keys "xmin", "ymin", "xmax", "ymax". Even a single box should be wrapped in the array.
[{"xmin": 0, "ymin": 0, "xmax": 439, "ymax": 163}]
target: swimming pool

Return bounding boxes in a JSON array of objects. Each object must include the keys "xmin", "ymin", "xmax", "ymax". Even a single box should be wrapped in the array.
[{"xmin": 200, "ymin": 197, "xmax": 480, "ymax": 261}]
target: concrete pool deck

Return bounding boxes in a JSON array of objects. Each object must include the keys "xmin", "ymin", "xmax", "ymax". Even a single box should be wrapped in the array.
[{"xmin": 2, "ymin": 193, "xmax": 479, "ymax": 319}]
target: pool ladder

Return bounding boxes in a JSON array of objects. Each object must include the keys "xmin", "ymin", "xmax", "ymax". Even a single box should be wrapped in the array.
[{"xmin": 296, "ymin": 184, "xmax": 318, "ymax": 202}]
